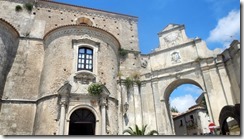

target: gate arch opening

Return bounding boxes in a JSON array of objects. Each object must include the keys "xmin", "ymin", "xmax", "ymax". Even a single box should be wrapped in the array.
[
  {"xmin": 69, "ymin": 108, "xmax": 96, "ymax": 135},
  {"xmin": 219, "ymin": 104, "xmax": 240, "ymax": 135},
  {"xmin": 163, "ymin": 79, "xmax": 211, "ymax": 135}
]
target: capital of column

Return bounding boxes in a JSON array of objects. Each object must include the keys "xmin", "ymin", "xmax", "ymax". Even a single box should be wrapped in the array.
[
  {"xmin": 99, "ymin": 97, "xmax": 107, "ymax": 107},
  {"xmin": 60, "ymin": 96, "xmax": 69, "ymax": 106},
  {"xmin": 60, "ymin": 101, "xmax": 67, "ymax": 106}
]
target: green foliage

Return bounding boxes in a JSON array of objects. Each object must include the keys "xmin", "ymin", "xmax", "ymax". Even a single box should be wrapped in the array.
[
  {"xmin": 123, "ymin": 124, "xmax": 159, "ymax": 135},
  {"xmin": 24, "ymin": 3, "xmax": 33, "ymax": 12},
  {"xmin": 124, "ymin": 77, "xmax": 133, "ymax": 89},
  {"xmin": 134, "ymin": 79, "xmax": 141, "ymax": 87},
  {"xmin": 15, "ymin": 5, "xmax": 22, "ymax": 12},
  {"xmin": 119, "ymin": 48, "xmax": 128, "ymax": 58},
  {"xmin": 88, "ymin": 83, "xmax": 103, "ymax": 96},
  {"xmin": 201, "ymin": 96, "xmax": 209, "ymax": 115},
  {"xmin": 171, "ymin": 106, "xmax": 179, "ymax": 113}
]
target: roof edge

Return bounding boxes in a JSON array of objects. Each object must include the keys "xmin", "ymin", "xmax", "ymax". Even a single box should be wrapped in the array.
[{"xmin": 39, "ymin": 0, "xmax": 138, "ymax": 21}]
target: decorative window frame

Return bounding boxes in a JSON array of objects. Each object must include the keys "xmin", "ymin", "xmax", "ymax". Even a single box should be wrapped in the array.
[{"xmin": 72, "ymin": 39, "xmax": 100, "ymax": 82}]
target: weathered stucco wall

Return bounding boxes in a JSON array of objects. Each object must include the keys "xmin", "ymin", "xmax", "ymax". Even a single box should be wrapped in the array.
[
  {"xmin": 0, "ymin": 103, "xmax": 35, "ymax": 135},
  {"xmin": 33, "ymin": 97, "xmax": 59, "ymax": 135},
  {"xmin": 3, "ymin": 40, "xmax": 44, "ymax": 100},
  {"xmin": 222, "ymin": 40, "xmax": 240, "ymax": 104},
  {"xmin": 0, "ymin": 19, "xmax": 19, "ymax": 100}
]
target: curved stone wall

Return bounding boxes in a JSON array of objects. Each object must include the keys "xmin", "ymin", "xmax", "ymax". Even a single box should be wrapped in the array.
[
  {"xmin": 34, "ymin": 25, "xmax": 120, "ymax": 134},
  {"xmin": 0, "ymin": 19, "xmax": 19, "ymax": 99},
  {"xmin": 40, "ymin": 25, "xmax": 120, "ymax": 98}
]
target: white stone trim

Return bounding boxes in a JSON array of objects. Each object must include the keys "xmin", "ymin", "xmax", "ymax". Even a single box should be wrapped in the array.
[
  {"xmin": 72, "ymin": 39, "xmax": 99, "ymax": 82},
  {"xmin": 64, "ymin": 104, "xmax": 101, "ymax": 135}
]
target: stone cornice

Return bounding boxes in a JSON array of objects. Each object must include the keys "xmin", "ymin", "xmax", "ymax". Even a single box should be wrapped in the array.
[
  {"xmin": 43, "ymin": 24, "xmax": 121, "ymax": 51},
  {"xmin": 157, "ymin": 24, "xmax": 185, "ymax": 37},
  {"xmin": 37, "ymin": 0, "xmax": 138, "ymax": 22},
  {"xmin": 140, "ymin": 58, "xmax": 222, "ymax": 83},
  {"xmin": 0, "ymin": 94, "xmax": 58, "ymax": 104},
  {"xmin": 3, "ymin": 0, "xmax": 138, "ymax": 22},
  {"xmin": 0, "ymin": 18, "xmax": 20, "ymax": 37},
  {"xmin": 142, "ymin": 39, "xmax": 200, "ymax": 56}
]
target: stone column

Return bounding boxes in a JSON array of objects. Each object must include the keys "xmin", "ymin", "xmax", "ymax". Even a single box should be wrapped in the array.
[
  {"xmin": 151, "ymin": 80, "xmax": 165, "ymax": 135},
  {"xmin": 200, "ymin": 61, "xmax": 215, "ymax": 124},
  {"xmin": 160, "ymin": 99, "xmax": 174, "ymax": 135},
  {"xmin": 100, "ymin": 96, "xmax": 107, "ymax": 135},
  {"xmin": 133, "ymin": 83, "xmax": 142, "ymax": 126},
  {"xmin": 215, "ymin": 56, "xmax": 234, "ymax": 105},
  {"xmin": 58, "ymin": 101, "xmax": 67, "ymax": 135},
  {"xmin": 57, "ymin": 82, "xmax": 71, "ymax": 135}
]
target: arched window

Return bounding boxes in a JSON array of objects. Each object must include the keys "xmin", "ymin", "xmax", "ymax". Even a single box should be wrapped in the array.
[
  {"xmin": 76, "ymin": 17, "xmax": 93, "ymax": 26},
  {"xmin": 77, "ymin": 47, "xmax": 93, "ymax": 71}
]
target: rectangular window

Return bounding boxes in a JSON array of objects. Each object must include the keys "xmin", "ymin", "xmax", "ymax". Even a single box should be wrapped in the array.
[
  {"xmin": 180, "ymin": 120, "xmax": 183, "ymax": 126},
  {"xmin": 77, "ymin": 47, "xmax": 93, "ymax": 71}
]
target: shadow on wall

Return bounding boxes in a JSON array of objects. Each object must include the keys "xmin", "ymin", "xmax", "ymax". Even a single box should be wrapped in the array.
[{"xmin": 0, "ymin": 19, "xmax": 20, "ymax": 105}]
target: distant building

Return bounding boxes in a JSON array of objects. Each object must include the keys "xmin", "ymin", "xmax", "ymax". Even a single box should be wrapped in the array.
[{"xmin": 173, "ymin": 94, "xmax": 211, "ymax": 135}]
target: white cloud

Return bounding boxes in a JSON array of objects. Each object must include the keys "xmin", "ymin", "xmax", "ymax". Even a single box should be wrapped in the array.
[
  {"xmin": 170, "ymin": 94, "xmax": 196, "ymax": 113},
  {"xmin": 182, "ymin": 85, "xmax": 202, "ymax": 95},
  {"xmin": 207, "ymin": 10, "xmax": 240, "ymax": 48}
]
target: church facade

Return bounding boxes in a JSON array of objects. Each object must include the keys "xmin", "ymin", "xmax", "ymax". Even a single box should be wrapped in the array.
[{"xmin": 0, "ymin": 0, "xmax": 240, "ymax": 135}]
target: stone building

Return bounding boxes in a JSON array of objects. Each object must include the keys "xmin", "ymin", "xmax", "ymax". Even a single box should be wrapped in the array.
[
  {"xmin": 0, "ymin": 0, "xmax": 240, "ymax": 135},
  {"xmin": 173, "ymin": 105, "xmax": 210, "ymax": 135},
  {"xmin": 173, "ymin": 94, "xmax": 211, "ymax": 135}
]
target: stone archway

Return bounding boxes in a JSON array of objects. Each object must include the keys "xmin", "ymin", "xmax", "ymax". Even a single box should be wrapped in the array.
[
  {"xmin": 69, "ymin": 108, "xmax": 96, "ymax": 135},
  {"xmin": 219, "ymin": 104, "xmax": 240, "ymax": 135},
  {"xmin": 163, "ymin": 78, "xmax": 205, "ymax": 134}
]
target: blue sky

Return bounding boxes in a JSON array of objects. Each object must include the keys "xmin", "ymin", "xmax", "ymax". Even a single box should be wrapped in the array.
[{"xmin": 54, "ymin": 0, "xmax": 240, "ymax": 113}]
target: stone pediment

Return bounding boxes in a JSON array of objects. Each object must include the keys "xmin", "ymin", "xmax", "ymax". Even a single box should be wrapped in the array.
[
  {"xmin": 160, "ymin": 24, "xmax": 183, "ymax": 33},
  {"xmin": 157, "ymin": 24, "xmax": 192, "ymax": 51}
]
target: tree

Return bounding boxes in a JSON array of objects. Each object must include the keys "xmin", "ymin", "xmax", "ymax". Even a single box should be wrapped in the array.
[
  {"xmin": 201, "ymin": 96, "xmax": 209, "ymax": 115},
  {"xmin": 171, "ymin": 106, "xmax": 179, "ymax": 113},
  {"xmin": 123, "ymin": 124, "xmax": 159, "ymax": 135}
]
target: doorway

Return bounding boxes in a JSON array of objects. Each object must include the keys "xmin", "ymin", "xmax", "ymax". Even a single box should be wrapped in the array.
[{"xmin": 69, "ymin": 108, "xmax": 96, "ymax": 135}]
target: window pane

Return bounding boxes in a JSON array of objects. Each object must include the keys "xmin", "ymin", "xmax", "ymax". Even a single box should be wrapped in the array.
[
  {"xmin": 88, "ymin": 55, "xmax": 92, "ymax": 59},
  {"xmin": 79, "ymin": 48, "xmax": 85, "ymax": 53},
  {"xmin": 87, "ymin": 49, "xmax": 92, "ymax": 54},
  {"xmin": 77, "ymin": 47, "xmax": 93, "ymax": 71}
]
